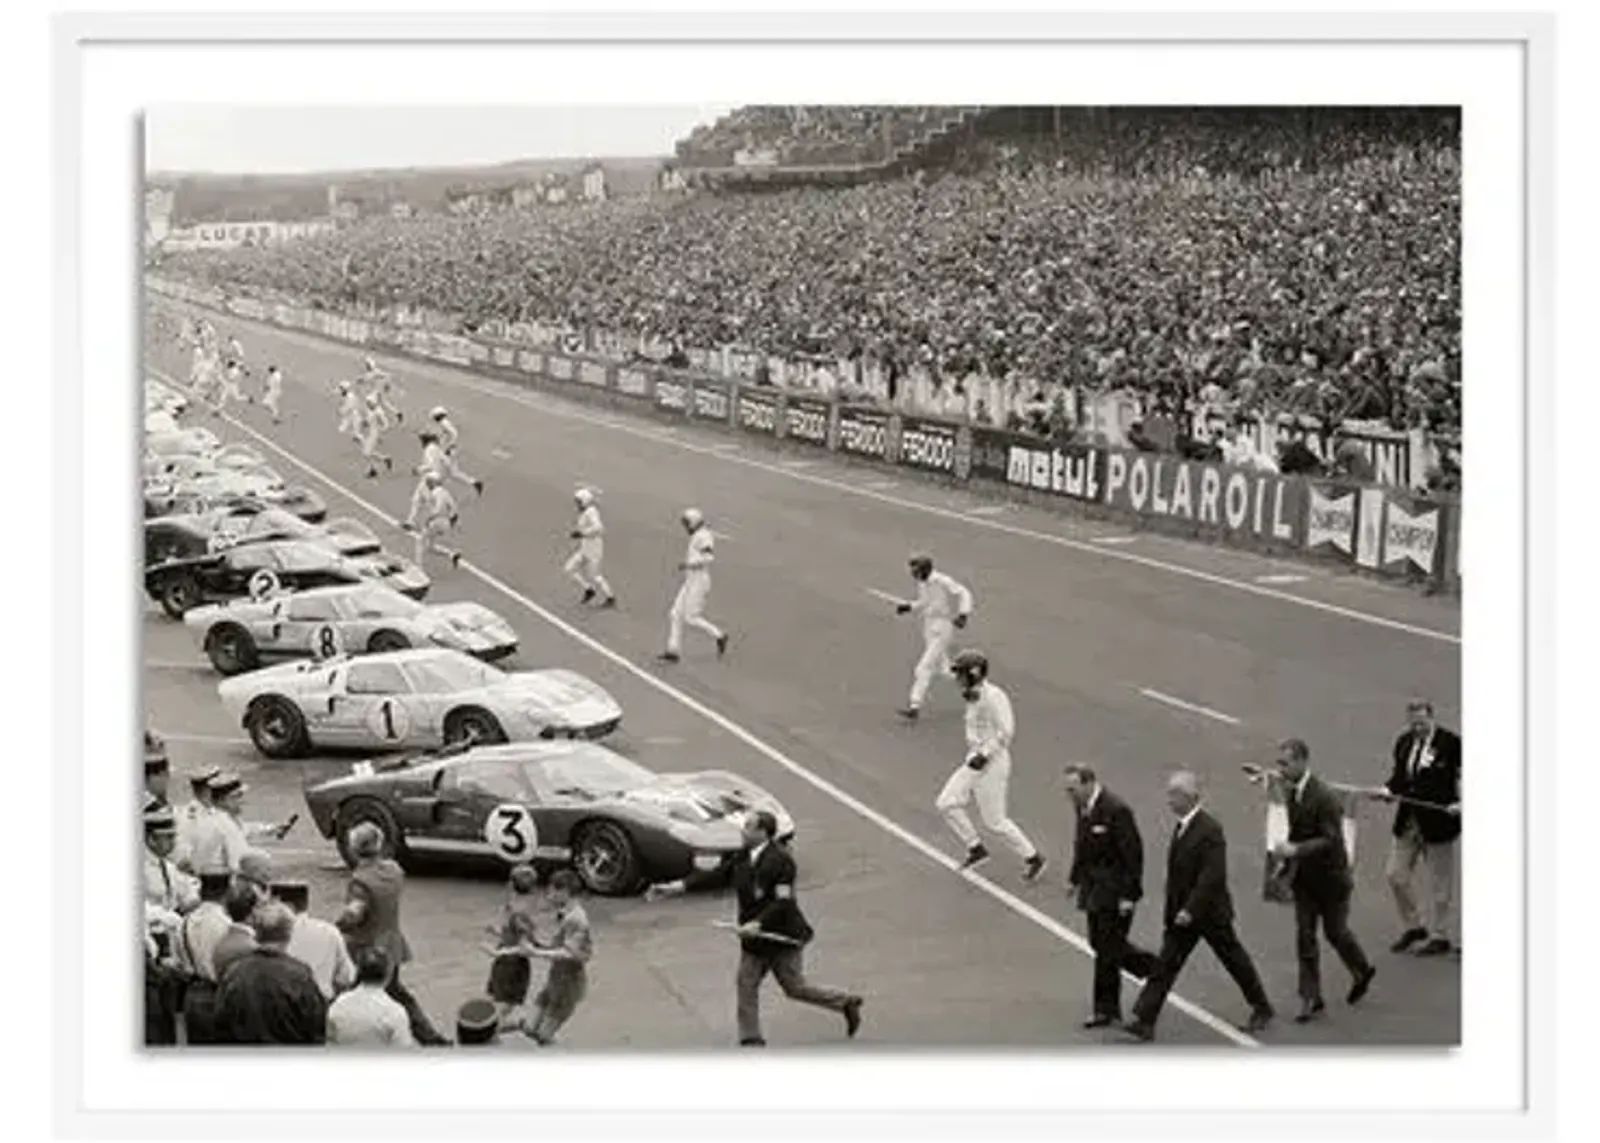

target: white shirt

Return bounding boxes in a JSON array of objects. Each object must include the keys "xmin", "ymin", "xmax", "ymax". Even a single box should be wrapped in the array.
[
  {"xmin": 574, "ymin": 505, "xmax": 604, "ymax": 540},
  {"xmin": 177, "ymin": 900, "xmax": 231, "ymax": 982},
  {"xmin": 964, "ymin": 681, "xmax": 1014, "ymax": 762},
  {"xmin": 187, "ymin": 810, "xmax": 275, "ymax": 874},
  {"xmin": 173, "ymin": 801, "xmax": 212, "ymax": 870},
  {"xmin": 144, "ymin": 848, "xmax": 199, "ymax": 913},
  {"xmin": 1174, "ymin": 804, "xmax": 1202, "ymax": 839},
  {"xmin": 434, "ymin": 416, "xmax": 460, "ymax": 450},
  {"xmin": 287, "ymin": 914, "xmax": 357, "ymax": 1000},
  {"xmin": 264, "ymin": 368, "xmax": 282, "ymax": 392},
  {"xmin": 682, "ymin": 527, "xmax": 715, "ymax": 579},
  {"xmin": 327, "ymin": 984, "xmax": 416, "ymax": 1047},
  {"xmin": 417, "ymin": 441, "xmax": 450, "ymax": 479},
  {"xmin": 912, "ymin": 571, "xmax": 973, "ymax": 628}
]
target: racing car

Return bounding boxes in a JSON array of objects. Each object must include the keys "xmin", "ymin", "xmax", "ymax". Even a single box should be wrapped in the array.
[
  {"xmin": 219, "ymin": 646, "xmax": 622, "ymax": 761},
  {"xmin": 145, "ymin": 503, "xmax": 387, "ymax": 566},
  {"xmin": 301, "ymin": 739, "xmax": 794, "ymax": 895},
  {"xmin": 186, "ymin": 582, "xmax": 518, "ymax": 675},
  {"xmin": 146, "ymin": 426, "xmax": 222, "ymax": 459},
  {"xmin": 142, "ymin": 445, "xmax": 270, "ymax": 484},
  {"xmin": 144, "ymin": 467, "xmax": 327, "ymax": 523},
  {"xmin": 145, "ymin": 536, "xmax": 430, "ymax": 619}
]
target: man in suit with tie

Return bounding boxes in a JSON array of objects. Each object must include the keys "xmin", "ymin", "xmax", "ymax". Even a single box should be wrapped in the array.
[
  {"xmin": 1122, "ymin": 771, "xmax": 1274, "ymax": 1041},
  {"xmin": 1064, "ymin": 764, "xmax": 1155, "ymax": 1028},
  {"xmin": 731, "ymin": 810, "xmax": 864, "ymax": 1047},
  {"xmin": 1272, "ymin": 738, "xmax": 1377, "ymax": 1023},
  {"xmin": 1380, "ymin": 699, "xmax": 1461, "ymax": 956}
]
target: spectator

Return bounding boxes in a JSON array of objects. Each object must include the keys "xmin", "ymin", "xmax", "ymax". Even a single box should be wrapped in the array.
[
  {"xmin": 175, "ymin": 871, "xmax": 233, "ymax": 1044},
  {"xmin": 274, "ymin": 880, "xmax": 357, "ymax": 1002},
  {"xmin": 214, "ymin": 902, "xmax": 328, "ymax": 1044},
  {"xmin": 326, "ymin": 948, "xmax": 415, "ymax": 1047},
  {"xmin": 212, "ymin": 881, "xmax": 261, "ymax": 981}
]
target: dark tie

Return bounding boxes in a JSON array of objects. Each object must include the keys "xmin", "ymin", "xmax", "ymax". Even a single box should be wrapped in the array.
[{"xmin": 1409, "ymin": 735, "xmax": 1425, "ymax": 779}]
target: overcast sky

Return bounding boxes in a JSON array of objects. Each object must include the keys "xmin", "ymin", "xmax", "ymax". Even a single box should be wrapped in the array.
[{"xmin": 145, "ymin": 106, "xmax": 741, "ymax": 174}]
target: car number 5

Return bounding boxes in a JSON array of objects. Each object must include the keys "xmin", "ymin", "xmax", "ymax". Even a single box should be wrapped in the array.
[{"xmin": 485, "ymin": 803, "xmax": 538, "ymax": 864}]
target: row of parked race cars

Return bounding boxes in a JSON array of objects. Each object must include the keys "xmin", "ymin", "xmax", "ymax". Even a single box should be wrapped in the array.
[{"xmin": 143, "ymin": 374, "xmax": 793, "ymax": 896}]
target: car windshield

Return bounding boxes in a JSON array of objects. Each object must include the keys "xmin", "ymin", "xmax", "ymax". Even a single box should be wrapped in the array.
[
  {"xmin": 243, "ymin": 510, "xmax": 312, "ymax": 540},
  {"xmin": 348, "ymin": 585, "xmax": 423, "ymax": 619},
  {"xmin": 527, "ymin": 749, "xmax": 654, "ymax": 800},
  {"xmin": 272, "ymin": 542, "xmax": 335, "ymax": 572},
  {"xmin": 404, "ymin": 653, "xmax": 501, "ymax": 694}
]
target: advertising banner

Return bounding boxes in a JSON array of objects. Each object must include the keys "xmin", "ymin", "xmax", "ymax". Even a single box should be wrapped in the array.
[
  {"xmin": 516, "ymin": 350, "xmax": 544, "ymax": 375},
  {"xmin": 836, "ymin": 405, "xmax": 891, "ymax": 460},
  {"xmin": 546, "ymin": 354, "xmax": 576, "ymax": 382},
  {"xmin": 1102, "ymin": 451, "xmax": 1304, "ymax": 545},
  {"xmin": 467, "ymin": 340, "xmax": 490, "ymax": 364},
  {"xmin": 429, "ymin": 335, "xmax": 476, "ymax": 366},
  {"xmin": 896, "ymin": 416, "xmax": 961, "ymax": 476},
  {"xmin": 347, "ymin": 319, "xmax": 371, "ymax": 346},
  {"xmin": 369, "ymin": 323, "xmax": 401, "ymax": 347},
  {"xmin": 736, "ymin": 389, "xmax": 780, "ymax": 436},
  {"xmin": 654, "ymin": 376, "xmax": 691, "ymax": 413},
  {"xmin": 1380, "ymin": 492, "xmax": 1442, "ymax": 575},
  {"xmin": 969, "ymin": 426, "xmax": 1021, "ymax": 483},
  {"xmin": 692, "ymin": 379, "xmax": 733, "ymax": 423},
  {"xmin": 783, "ymin": 397, "xmax": 831, "ymax": 446},
  {"xmin": 577, "ymin": 360, "xmax": 611, "ymax": 389},
  {"xmin": 615, "ymin": 365, "xmax": 653, "ymax": 400},
  {"xmin": 1304, "ymin": 483, "xmax": 1358, "ymax": 558},
  {"xmin": 490, "ymin": 345, "xmax": 517, "ymax": 369},
  {"xmin": 1001, "ymin": 437, "xmax": 1106, "ymax": 504}
]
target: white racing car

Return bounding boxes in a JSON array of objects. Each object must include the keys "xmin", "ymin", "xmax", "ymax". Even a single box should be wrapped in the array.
[
  {"xmin": 219, "ymin": 646, "xmax": 623, "ymax": 759},
  {"xmin": 186, "ymin": 582, "xmax": 519, "ymax": 675}
]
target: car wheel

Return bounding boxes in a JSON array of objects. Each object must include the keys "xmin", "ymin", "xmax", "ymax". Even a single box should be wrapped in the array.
[
  {"xmin": 334, "ymin": 797, "xmax": 408, "ymax": 869},
  {"xmin": 572, "ymin": 820, "xmax": 641, "ymax": 896},
  {"xmin": 156, "ymin": 572, "xmax": 201, "ymax": 619},
  {"xmin": 443, "ymin": 707, "xmax": 506, "ymax": 746},
  {"xmin": 205, "ymin": 623, "xmax": 260, "ymax": 675},
  {"xmin": 245, "ymin": 695, "xmax": 310, "ymax": 759},
  {"xmin": 367, "ymin": 629, "xmax": 410, "ymax": 653}
]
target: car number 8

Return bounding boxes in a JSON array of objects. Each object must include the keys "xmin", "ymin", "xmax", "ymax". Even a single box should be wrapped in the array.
[
  {"xmin": 485, "ymin": 803, "xmax": 538, "ymax": 863},
  {"xmin": 309, "ymin": 623, "xmax": 344, "ymax": 660}
]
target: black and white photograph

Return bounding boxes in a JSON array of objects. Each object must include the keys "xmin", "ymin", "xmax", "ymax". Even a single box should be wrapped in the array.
[{"xmin": 38, "ymin": 7, "xmax": 1566, "ymax": 1140}]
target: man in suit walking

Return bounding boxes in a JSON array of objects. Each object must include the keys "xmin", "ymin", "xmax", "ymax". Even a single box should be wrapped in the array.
[
  {"xmin": 1063, "ymin": 764, "xmax": 1155, "ymax": 1027},
  {"xmin": 1380, "ymin": 699, "xmax": 1461, "ymax": 956},
  {"xmin": 731, "ymin": 811, "xmax": 864, "ymax": 1047},
  {"xmin": 1272, "ymin": 738, "xmax": 1377, "ymax": 1023},
  {"xmin": 1122, "ymin": 771, "xmax": 1274, "ymax": 1042}
]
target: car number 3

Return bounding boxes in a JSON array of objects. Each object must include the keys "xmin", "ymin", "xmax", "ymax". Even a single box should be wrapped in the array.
[{"xmin": 485, "ymin": 803, "xmax": 538, "ymax": 863}]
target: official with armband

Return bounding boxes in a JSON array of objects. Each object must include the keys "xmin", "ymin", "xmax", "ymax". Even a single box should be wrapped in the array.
[{"xmin": 1378, "ymin": 699, "xmax": 1460, "ymax": 957}]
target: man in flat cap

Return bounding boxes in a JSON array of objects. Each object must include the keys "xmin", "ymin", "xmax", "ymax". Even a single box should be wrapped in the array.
[
  {"xmin": 144, "ymin": 801, "xmax": 199, "ymax": 920},
  {"xmin": 186, "ymin": 773, "xmax": 294, "ymax": 875},
  {"xmin": 141, "ymin": 802, "xmax": 191, "ymax": 1045},
  {"xmin": 274, "ymin": 880, "xmax": 356, "ymax": 1002}
]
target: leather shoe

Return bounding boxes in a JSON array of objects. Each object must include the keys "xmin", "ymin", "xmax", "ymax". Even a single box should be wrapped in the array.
[
  {"xmin": 1390, "ymin": 927, "xmax": 1428, "ymax": 953},
  {"xmin": 1082, "ymin": 1014, "xmax": 1118, "ymax": 1029},
  {"xmin": 1119, "ymin": 1021, "xmax": 1154, "ymax": 1042},
  {"xmin": 1244, "ymin": 1008, "xmax": 1274, "ymax": 1033},
  {"xmin": 843, "ymin": 997, "xmax": 864, "ymax": 1038},
  {"xmin": 1293, "ymin": 999, "xmax": 1325, "ymax": 1024},
  {"xmin": 1415, "ymin": 937, "xmax": 1452, "ymax": 957},
  {"xmin": 739, "ymin": 1037, "xmax": 766, "ymax": 1047},
  {"xmin": 1347, "ymin": 965, "xmax": 1377, "ymax": 1004}
]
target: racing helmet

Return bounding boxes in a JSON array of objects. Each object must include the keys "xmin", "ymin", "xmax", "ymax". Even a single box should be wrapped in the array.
[
  {"xmin": 951, "ymin": 649, "xmax": 990, "ymax": 696},
  {"xmin": 574, "ymin": 487, "xmax": 595, "ymax": 508},
  {"xmin": 681, "ymin": 506, "xmax": 705, "ymax": 530},
  {"xmin": 429, "ymin": 406, "xmax": 448, "ymax": 421},
  {"xmin": 908, "ymin": 553, "xmax": 934, "ymax": 580},
  {"xmin": 423, "ymin": 470, "xmax": 445, "ymax": 486}
]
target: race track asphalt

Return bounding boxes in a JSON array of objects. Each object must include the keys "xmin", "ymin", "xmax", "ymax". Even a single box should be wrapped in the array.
[{"xmin": 142, "ymin": 301, "xmax": 1462, "ymax": 1048}]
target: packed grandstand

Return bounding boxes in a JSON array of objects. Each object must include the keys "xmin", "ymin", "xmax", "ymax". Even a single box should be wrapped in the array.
[{"xmin": 151, "ymin": 106, "xmax": 1461, "ymax": 487}]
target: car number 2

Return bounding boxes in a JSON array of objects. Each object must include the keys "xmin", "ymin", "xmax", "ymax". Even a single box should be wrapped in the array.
[
  {"xmin": 485, "ymin": 803, "xmax": 539, "ymax": 863},
  {"xmin": 364, "ymin": 699, "xmax": 410, "ymax": 742}
]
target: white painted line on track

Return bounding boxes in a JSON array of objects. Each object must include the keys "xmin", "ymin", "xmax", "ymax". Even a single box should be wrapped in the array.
[
  {"xmin": 157, "ymin": 733, "xmax": 251, "ymax": 747},
  {"xmin": 865, "ymin": 587, "xmax": 909, "ymax": 607},
  {"xmin": 170, "ymin": 305, "xmax": 1459, "ymax": 646},
  {"xmin": 966, "ymin": 504, "xmax": 1012, "ymax": 517},
  {"xmin": 1255, "ymin": 574, "xmax": 1309, "ymax": 585},
  {"xmin": 1138, "ymin": 688, "xmax": 1243, "ymax": 727},
  {"xmin": 151, "ymin": 364, "xmax": 1259, "ymax": 1048},
  {"xmin": 863, "ymin": 479, "xmax": 898, "ymax": 490},
  {"xmin": 489, "ymin": 447, "xmax": 513, "ymax": 461},
  {"xmin": 1090, "ymin": 535, "xmax": 1139, "ymax": 545},
  {"xmin": 144, "ymin": 659, "xmax": 201, "ymax": 671}
]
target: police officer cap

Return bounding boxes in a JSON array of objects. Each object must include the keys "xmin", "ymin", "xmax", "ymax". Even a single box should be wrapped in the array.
[
  {"xmin": 143, "ymin": 804, "xmax": 177, "ymax": 833},
  {"xmin": 207, "ymin": 772, "xmax": 246, "ymax": 798},
  {"xmin": 456, "ymin": 997, "xmax": 500, "ymax": 1045},
  {"xmin": 190, "ymin": 766, "xmax": 222, "ymax": 791}
]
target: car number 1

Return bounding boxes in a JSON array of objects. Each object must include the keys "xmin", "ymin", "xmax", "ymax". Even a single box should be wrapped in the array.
[{"xmin": 364, "ymin": 698, "xmax": 410, "ymax": 742}]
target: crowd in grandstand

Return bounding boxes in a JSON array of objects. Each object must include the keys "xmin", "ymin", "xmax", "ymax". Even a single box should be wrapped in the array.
[{"xmin": 156, "ymin": 107, "xmax": 1461, "ymax": 481}]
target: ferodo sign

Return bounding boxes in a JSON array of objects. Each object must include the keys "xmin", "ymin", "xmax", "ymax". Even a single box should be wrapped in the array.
[
  {"xmin": 736, "ymin": 391, "xmax": 779, "ymax": 435},
  {"xmin": 897, "ymin": 417, "xmax": 959, "ymax": 475},
  {"xmin": 784, "ymin": 398, "xmax": 830, "ymax": 446},
  {"xmin": 1103, "ymin": 450, "xmax": 1304, "ymax": 544},
  {"xmin": 693, "ymin": 382, "xmax": 731, "ymax": 422},
  {"xmin": 655, "ymin": 378, "xmax": 689, "ymax": 412},
  {"xmin": 836, "ymin": 406, "xmax": 890, "ymax": 459}
]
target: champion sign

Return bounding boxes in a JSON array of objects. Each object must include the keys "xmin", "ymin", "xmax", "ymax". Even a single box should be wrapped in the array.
[
  {"xmin": 1305, "ymin": 485, "xmax": 1357, "ymax": 555},
  {"xmin": 1103, "ymin": 451, "xmax": 1302, "ymax": 544},
  {"xmin": 547, "ymin": 356, "xmax": 575, "ymax": 382},
  {"xmin": 1381, "ymin": 498, "xmax": 1441, "ymax": 573},
  {"xmin": 577, "ymin": 361, "xmax": 609, "ymax": 388},
  {"xmin": 655, "ymin": 379, "xmax": 689, "ymax": 411},
  {"xmin": 615, "ymin": 367, "xmax": 650, "ymax": 397}
]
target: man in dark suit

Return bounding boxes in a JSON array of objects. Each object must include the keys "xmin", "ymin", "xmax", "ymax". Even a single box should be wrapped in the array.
[
  {"xmin": 1064, "ymin": 764, "xmax": 1156, "ymax": 1027},
  {"xmin": 731, "ymin": 811, "xmax": 864, "ymax": 1047},
  {"xmin": 1380, "ymin": 700, "xmax": 1461, "ymax": 956},
  {"xmin": 1122, "ymin": 771, "xmax": 1274, "ymax": 1041},
  {"xmin": 1273, "ymin": 738, "xmax": 1377, "ymax": 1023}
]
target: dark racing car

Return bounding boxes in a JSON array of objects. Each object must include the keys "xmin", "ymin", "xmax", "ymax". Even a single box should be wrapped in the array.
[
  {"xmin": 145, "ymin": 536, "xmax": 430, "ymax": 619},
  {"xmin": 144, "ymin": 502, "xmax": 389, "ymax": 566},
  {"xmin": 302, "ymin": 740, "xmax": 796, "ymax": 896}
]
